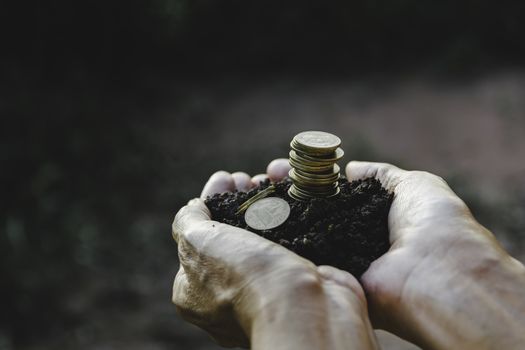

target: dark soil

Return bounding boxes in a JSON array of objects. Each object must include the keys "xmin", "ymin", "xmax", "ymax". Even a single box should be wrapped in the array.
[{"xmin": 205, "ymin": 177, "xmax": 393, "ymax": 277}]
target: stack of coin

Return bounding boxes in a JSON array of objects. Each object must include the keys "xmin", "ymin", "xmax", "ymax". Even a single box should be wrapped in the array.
[{"xmin": 288, "ymin": 131, "xmax": 344, "ymax": 201}]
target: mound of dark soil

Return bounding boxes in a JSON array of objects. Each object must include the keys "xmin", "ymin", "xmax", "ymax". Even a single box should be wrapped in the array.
[{"xmin": 205, "ymin": 177, "xmax": 393, "ymax": 277}]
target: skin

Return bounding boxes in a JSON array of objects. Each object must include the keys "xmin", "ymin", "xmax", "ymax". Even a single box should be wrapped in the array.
[
  {"xmin": 173, "ymin": 158, "xmax": 525, "ymax": 349},
  {"xmin": 173, "ymin": 159, "xmax": 379, "ymax": 350},
  {"xmin": 345, "ymin": 161, "xmax": 525, "ymax": 349}
]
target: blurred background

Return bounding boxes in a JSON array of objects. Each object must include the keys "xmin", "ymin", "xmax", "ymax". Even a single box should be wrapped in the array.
[{"xmin": 2, "ymin": 1, "xmax": 525, "ymax": 349}]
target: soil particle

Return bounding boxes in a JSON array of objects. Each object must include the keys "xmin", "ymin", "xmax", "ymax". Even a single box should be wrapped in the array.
[{"xmin": 205, "ymin": 177, "xmax": 393, "ymax": 277}]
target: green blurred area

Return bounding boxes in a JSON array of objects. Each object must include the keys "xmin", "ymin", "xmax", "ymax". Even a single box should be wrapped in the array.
[{"xmin": 2, "ymin": 1, "xmax": 525, "ymax": 349}]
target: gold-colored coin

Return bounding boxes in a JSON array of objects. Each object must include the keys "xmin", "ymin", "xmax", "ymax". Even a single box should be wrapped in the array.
[
  {"xmin": 288, "ymin": 185, "xmax": 309, "ymax": 201},
  {"xmin": 288, "ymin": 189, "xmax": 301, "ymax": 200},
  {"xmin": 293, "ymin": 131, "xmax": 341, "ymax": 151},
  {"xmin": 291, "ymin": 184, "xmax": 339, "ymax": 198},
  {"xmin": 294, "ymin": 164, "xmax": 340, "ymax": 180},
  {"xmin": 289, "ymin": 169, "xmax": 340, "ymax": 186},
  {"xmin": 290, "ymin": 140, "xmax": 335, "ymax": 157},
  {"xmin": 294, "ymin": 182, "xmax": 339, "ymax": 194},
  {"xmin": 289, "ymin": 157, "xmax": 335, "ymax": 173},
  {"xmin": 289, "ymin": 185, "xmax": 314, "ymax": 199},
  {"xmin": 289, "ymin": 157, "xmax": 333, "ymax": 172},
  {"xmin": 287, "ymin": 131, "xmax": 343, "ymax": 201},
  {"xmin": 293, "ymin": 148, "xmax": 344, "ymax": 163},
  {"xmin": 289, "ymin": 150, "xmax": 333, "ymax": 167}
]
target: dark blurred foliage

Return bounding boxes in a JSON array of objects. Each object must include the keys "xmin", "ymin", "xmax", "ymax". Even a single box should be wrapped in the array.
[{"xmin": 1, "ymin": 1, "xmax": 525, "ymax": 348}]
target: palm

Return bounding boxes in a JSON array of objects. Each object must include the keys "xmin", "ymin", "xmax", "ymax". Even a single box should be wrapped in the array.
[{"xmin": 345, "ymin": 161, "xmax": 503, "ymax": 338}]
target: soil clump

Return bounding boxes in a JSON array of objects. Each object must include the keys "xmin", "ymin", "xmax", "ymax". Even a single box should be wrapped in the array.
[{"xmin": 205, "ymin": 177, "xmax": 393, "ymax": 277}]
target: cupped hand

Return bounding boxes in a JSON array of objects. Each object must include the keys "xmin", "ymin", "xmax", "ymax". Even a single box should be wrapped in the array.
[
  {"xmin": 346, "ymin": 161, "xmax": 525, "ymax": 349},
  {"xmin": 172, "ymin": 159, "xmax": 373, "ymax": 349}
]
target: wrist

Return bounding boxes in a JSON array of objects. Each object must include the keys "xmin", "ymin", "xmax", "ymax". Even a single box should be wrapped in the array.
[
  {"xmin": 377, "ymin": 224, "xmax": 525, "ymax": 350},
  {"xmin": 236, "ymin": 266, "xmax": 378, "ymax": 350},
  {"xmin": 242, "ymin": 267, "xmax": 328, "ymax": 350},
  {"xmin": 234, "ymin": 264, "xmax": 323, "ymax": 337}
]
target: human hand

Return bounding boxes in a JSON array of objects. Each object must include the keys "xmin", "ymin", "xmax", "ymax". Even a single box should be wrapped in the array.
[
  {"xmin": 346, "ymin": 161, "xmax": 525, "ymax": 350},
  {"xmin": 172, "ymin": 159, "xmax": 379, "ymax": 350}
]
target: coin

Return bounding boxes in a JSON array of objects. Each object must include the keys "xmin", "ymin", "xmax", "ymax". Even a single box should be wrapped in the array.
[
  {"xmin": 294, "ymin": 164, "xmax": 340, "ymax": 180},
  {"xmin": 292, "ymin": 148, "xmax": 344, "ymax": 163},
  {"xmin": 293, "ymin": 131, "xmax": 341, "ymax": 152},
  {"xmin": 289, "ymin": 151, "xmax": 333, "ymax": 167},
  {"xmin": 294, "ymin": 182, "xmax": 338, "ymax": 194},
  {"xmin": 289, "ymin": 184, "xmax": 339, "ymax": 199},
  {"xmin": 289, "ymin": 169, "xmax": 340, "ymax": 186},
  {"xmin": 289, "ymin": 157, "xmax": 335, "ymax": 173},
  {"xmin": 245, "ymin": 197, "xmax": 291, "ymax": 230},
  {"xmin": 288, "ymin": 131, "xmax": 343, "ymax": 201},
  {"xmin": 288, "ymin": 185, "xmax": 311, "ymax": 201},
  {"xmin": 291, "ymin": 140, "xmax": 336, "ymax": 157}
]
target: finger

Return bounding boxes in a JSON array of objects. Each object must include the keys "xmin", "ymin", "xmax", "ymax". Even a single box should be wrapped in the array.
[
  {"xmin": 267, "ymin": 158, "xmax": 291, "ymax": 182},
  {"xmin": 232, "ymin": 172, "xmax": 254, "ymax": 192},
  {"xmin": 251, "ymin": 173, "xmax": 269, "ymax": 187},
  {"xmin": 345, "ymin": 161, "xmax": 409, "ymax": 192},
  {"xmin": 172, "ymin": 198, "xmax": 211, "ymax": 243},
  {"xmin": 200, "ymin": 171, "xmax": 236, "ymax": 199}
]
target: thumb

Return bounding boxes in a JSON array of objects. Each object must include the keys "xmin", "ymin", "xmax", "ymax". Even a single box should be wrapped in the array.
[
  {"xmin": 345, "ymin": 161, "xmax": 408, "ymax": 192},
  {"xmin": 172, "ymin": 198, "xmax": 211, "ymax": 243}
]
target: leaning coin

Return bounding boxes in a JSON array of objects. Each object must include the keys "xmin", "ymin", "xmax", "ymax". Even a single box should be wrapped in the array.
[{"xmin": 245, "ymin": 197, "xmax": 291, "ymax": 230}]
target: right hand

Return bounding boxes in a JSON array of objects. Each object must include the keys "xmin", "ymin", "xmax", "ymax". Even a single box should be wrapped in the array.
[
  {"xmin": 346, "ymin": 161, "xmax": 525, "ymax": 350},
  {"xmin": 172, "ymin": 160, "xmax": 379, "ymax": 350}
]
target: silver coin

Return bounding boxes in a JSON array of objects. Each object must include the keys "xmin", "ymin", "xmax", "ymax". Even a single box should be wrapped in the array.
[
  {"xmin": 294, "ymin": 131, "xmax": 341, "ymax": 151},
  {"xmin": 245, "ymin": 197, "xmax": 291, "ymax": 230}
]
